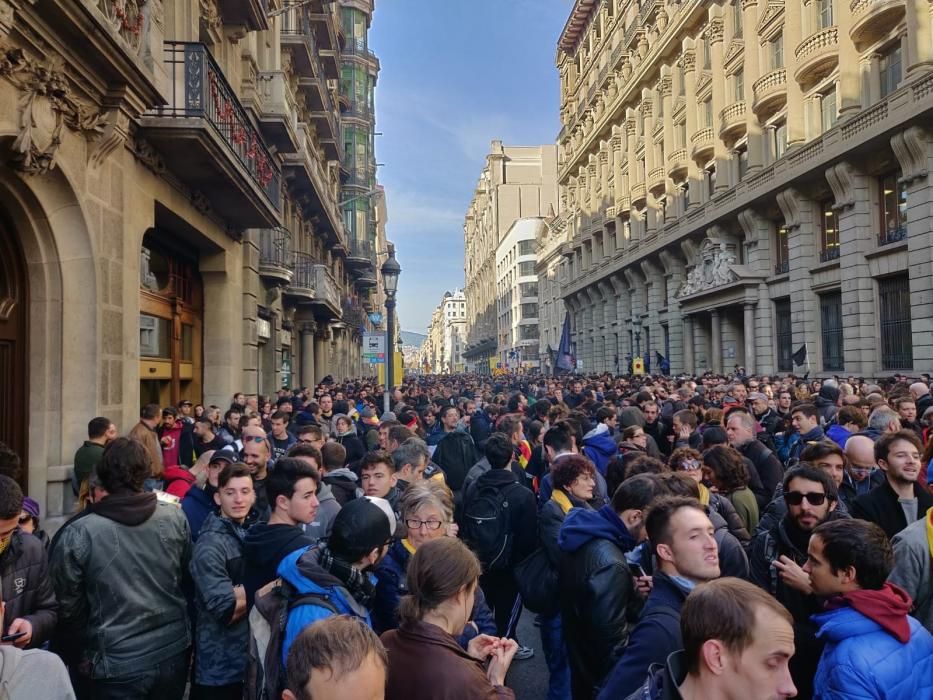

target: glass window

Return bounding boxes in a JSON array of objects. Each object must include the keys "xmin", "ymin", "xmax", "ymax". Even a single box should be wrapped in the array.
[
  {"xmin": 518, "ymin": 240, "xmax": 535, "ymax": 256},
  {"xmin": 817, "ymin": 0, "xmax": 834, "ymax": 28},
  {"xmin": 879, "ymin": 275, "xmax": 913, "ymax": 370},
  {"xmin": 879, "ymin": 171, "xmax": 908, "ymax": 245},
  {"xmin": 820, "ymin": 86, "xmax": 837, "ymax": 133},
  {"xmin": 737, "ymin": 147, "xmax": 748, "ymax": 182},
  {"xmin": 519, "ymin": 261, "xmax": 536, "ymax": 277},
  {"xmin": 703, "ymin": 98, "xmax": 713, "ymax": 127},
  {"xmin": 140, "ymin": 314, "xmax": 171, "ymax": 358},
  {"xmin": 734, "ymin": 69, "xmax": 744, "ymax": 102},
  {"xmin": 775, "ymin": 299, "xmax": 793, "ymax": 371},
  {"xmin": 820, "ymin": 200, "xmax": 840, "ymax": 261},
  {"xmin": 677, "ymin": 122, "xmax": 687, "ymax": 148},
  {"xmin": 733, "ymin": 0, "xmax": 743, "ymax": 38},
  {"xmin": 880, "ymin": 43, "xmax": 902, "ymax": 97},
  {"xmin": 181, "ymin": 323, "xmax": 194, "ymax": 361},
  {"xmin": 703, "ymin": 35, "xmax": 712, "ymax": 69},
  {"xmin": 820, "ymin": 292, "xmax": 844, "ymax": 371},
  {"xmin": 770, "ymin": 121, "xmax": 787, "ymax": 161},
  {"xmin": 775, "ymin": 226, "xmax": 790, "ymax": 274},
  {"xmin": 521, "ymin": 303, "xmax": 539, "ymax": 319},
  {"xmin": 770, "ymin": 34, "xmax": 784, "ymax": 70}
]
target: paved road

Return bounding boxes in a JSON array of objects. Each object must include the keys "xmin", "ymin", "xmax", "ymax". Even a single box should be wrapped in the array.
[{"xmin": 505, "ymin": 608, "xmax": 550, "ymax": 699}]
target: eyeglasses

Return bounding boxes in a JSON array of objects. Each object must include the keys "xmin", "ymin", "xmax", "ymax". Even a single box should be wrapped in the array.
[
  {"xmin": 405, "ymin": 518, "xmax": 443, "ymax": 531},
  {"xmin": 679, "ymin": 459, "xmax": 701, "ymax": 471},
  {"xmin": 784, "ymin": 491, "xmax": 828, "ymax": 506}
]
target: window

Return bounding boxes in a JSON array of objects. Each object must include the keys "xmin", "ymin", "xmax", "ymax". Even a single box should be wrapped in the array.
[
  {"xmin": 736, "ymin": 146, "xmax": 748, "ymax": 182},
  {"xmin": 518, "ymin": 261, "xmax": 536, "ymax": 277},
  {"xmin": 518, "ymin": 239, "xmax": 535, "ymax": 256},
  {"xmin": 733, "ymin": 0, "xmax": 743, "ymax": 38},
  {"xmin": 820, "ymin": 86, "xmax": 837, "ymax": 133},
  {"xmin": 879, "ymin": 275, "xmax": 913, "ymax": 370},
  {"xmin": 703, "ymin": 98, "xmax": 713, "ymax": 127},
  {"xmin": 705, "ymin": 166, "xmax": 716, "ymax": 197},
  {"xmin": 817, "ymin": 0, "xmax": 834, "ymax": 29},
  {"xmin": 879, "ymin": 171, "xmax": 908, "ymax": 245},
  {"xmin": 820, "ymin": 200, "xmax": 840, "ymax": 261},
  {"xmin": 677, "ymin": 122, "xmax": 687, "ymax": 148},
  {"xmin": 770, "ymin": 34, "xmax": 784, "ymax": 70},
  {"xmin": 521, "ymin": 303, "xmax": 539, "ymax": 319},
  {"xmin": 880, "ymin": 43, "xmax": 902, "ymax": 97},
  {"xmin": 734, "ymin": 69, "xmax": 745, "ymax": 102},
  {"xmin": 775, "ymin": 226, "xmax": 790, "ymax": 274},
  {"xmin": 520, "ymin": 282, "xmax": 538, "ymax": 298},
  {"xmin": 769, "ymin": 121, "xmax": 787, "ymax": 161},
  {"xmin": 703, "ymin": 35, "xmax": 711, "ymax": 69},
  {"xmin": 775, "ymin": 299, "xmax": 793, "ymax": 371},
  {"xmin": 820, "ymin": 292, "xmax": 844, "ymax": 371}
]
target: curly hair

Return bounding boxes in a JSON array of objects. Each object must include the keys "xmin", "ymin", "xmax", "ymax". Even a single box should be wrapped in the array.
[
  {"xmin": 669, "ymin": 447, "xmax": 703, "ymax": 472},
  {"xmin": 551, "ymin": 454, "xmax": 597, "ymax": 491},
  {"xmin": 624, "ymin": 455, "xmax": 669, "ymax": 480},
  {"xmin": 702, "ymin": 445, "xmax": 749, "ymax": 493}
]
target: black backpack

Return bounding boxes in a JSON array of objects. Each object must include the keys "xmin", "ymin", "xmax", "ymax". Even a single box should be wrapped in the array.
[
  {"xmin": 460, "ymin": 481, "xmax": 521, "ymax": 571},
  {"xmin": 245, "ymin": 578, "xmax": 338, "ymax": 700}
]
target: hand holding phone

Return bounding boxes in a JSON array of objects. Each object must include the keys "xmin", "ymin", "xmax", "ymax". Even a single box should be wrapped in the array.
[{"xmin": 1, "ymin": 631, "xmax": 26, "ymax": 643}]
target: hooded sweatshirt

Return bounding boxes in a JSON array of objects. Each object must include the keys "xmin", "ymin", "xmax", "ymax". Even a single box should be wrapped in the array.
[
  {"xmin": 0, "ymin": 646, "xmax": 75, "ymax": 700},
  {"xmin": 582, "ymin": 423, "xmax": 618, "ymax": 476},
  {"xmin": 323, "ymin": 467, "xmax": 363, "ymax": 506},
  {"xmin": 242, "ymin": 523, "xmax": 316, "ymax": 605},
  {"xmin": 559, "ymin": 504, "xmax": 638, "ymax": 554}
]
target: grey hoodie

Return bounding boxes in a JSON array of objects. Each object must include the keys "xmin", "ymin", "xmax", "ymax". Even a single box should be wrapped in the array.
[
  {"xmin": 0, "ymin": 645, "xmax": 75, "ymax": 699},
  {"xmin": 305, "ymin": 481, "xmax": 342, "ymax": 541}
]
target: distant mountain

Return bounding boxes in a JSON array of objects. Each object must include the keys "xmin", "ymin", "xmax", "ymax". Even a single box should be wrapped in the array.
[{"xmin": 400, "ymin": 331, "xmax": 427, "ymax": 347}]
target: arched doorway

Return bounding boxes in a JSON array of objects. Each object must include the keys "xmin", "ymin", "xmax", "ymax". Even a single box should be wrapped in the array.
[{"xmin": 0, "ymin": 216, "xmax": 27, "ymax": 486}]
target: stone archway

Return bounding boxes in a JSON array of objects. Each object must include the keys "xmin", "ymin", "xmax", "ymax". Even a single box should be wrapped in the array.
[{"xmin": 0, "ymin": 155, "xmax": 98, "ymax": 513}]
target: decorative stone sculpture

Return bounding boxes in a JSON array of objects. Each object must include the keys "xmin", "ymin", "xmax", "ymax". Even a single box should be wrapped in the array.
[{"xmin": 676, "ymin": 239, "xmax": 738, "ymax": 297}]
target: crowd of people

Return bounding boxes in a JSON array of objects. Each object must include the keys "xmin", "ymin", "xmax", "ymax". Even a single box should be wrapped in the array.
[{"xmin": 3, "ymin": 369, "xmax": 933, "ymax": 698}]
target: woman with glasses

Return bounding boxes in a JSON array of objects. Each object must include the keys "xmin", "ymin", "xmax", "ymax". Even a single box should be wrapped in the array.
[
  {"xmin": 372, "ymin": 480, "xmax": 495, "ymax": 646},
  {"xmin": 701, "ymin": 444, "xmax": 760, "ymax": 533}
]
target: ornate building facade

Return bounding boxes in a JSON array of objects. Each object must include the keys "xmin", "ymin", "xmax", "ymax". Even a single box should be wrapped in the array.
[
  {"xmin": 463, "ymin": 141, "xmax": 558, "ymax": 373},
  {"xmin": 0, "ymin": 0, "xmax": 386, "ymax": 523},
  {"xmin": 551, "ymin": 0, "xmax": 933, "ymax": 377}
]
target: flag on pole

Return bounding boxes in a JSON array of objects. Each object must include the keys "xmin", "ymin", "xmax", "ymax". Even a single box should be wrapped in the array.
[
  {"xmin": 792, "ymin": 344, "xmax": 808, "ymax": 366},
  {"xmin": 655, "ymin": 351, "xmax": 671, "ymax": 375},
  {"xmin": 555, "ymin": 313, "xmax": 575, "ymax": 375}
]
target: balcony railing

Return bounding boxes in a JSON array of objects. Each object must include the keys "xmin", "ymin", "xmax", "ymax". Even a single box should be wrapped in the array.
[
  {"xmin": 348, "ymin": 237, "xmax": 376, "ymax": 266},
  {"xmin": 819, "ymin": 246, "xmax": 840, "ymax": 262},
  {"xmin": 719, "ymin": 101, "xmax": 747, "ymax": 138},
  {"xmin": 289, "ymin": 251, "xmax": 316, "ymax": 292},
  {"xmin": 158, "ymin": 42, "xmax": 280, "ymax": 209},
  {"xmin": 752, "ymin": 69, "xmax": 787, "ymax": 113},
  {"xmin": 879, "ymin": 225, "xmax": 907, "ymax": 246},
  {"xmin": 775, "ymin": 260, "xmax": 790, "ymax": 275},
  {"xmin": 260, "ymin": 227, "xmax": 292, "ymax": 268},
  {"xmin": 312, "ymin": 264, "xmax": 340, "ymax": 309}
]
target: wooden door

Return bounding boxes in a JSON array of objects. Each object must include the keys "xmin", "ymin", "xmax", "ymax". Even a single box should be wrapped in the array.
[{"xmin": 0, "ymin": 218, "xmax": 27, "ymax": 488}]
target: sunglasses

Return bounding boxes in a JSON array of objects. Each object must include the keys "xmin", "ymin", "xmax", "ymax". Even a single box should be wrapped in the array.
[
  {"xmin": 784, "ymin": 491, "xmax": 828, "ymax": 506},
  {"xmin": 244, "ymin": 435, "xmax": 266, "ymax": 443}
]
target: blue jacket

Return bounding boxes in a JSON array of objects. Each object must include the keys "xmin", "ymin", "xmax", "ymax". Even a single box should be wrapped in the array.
[
  {"xmin": 825, "ymin": 424, "xmax": 852, "ymax": 449},
  {"xmin": 182, "ymin": 484, "xmax": 217, "ymax": 542},
  {"xmin": 597, "ymin": 573, "xmax": 688, "ymax": 699},
  {"xmin": 582, "ymin": 424, "xmax": 617, "ymax": 476},
  {"xmin": 812, "ymin": 595, "xmax": 933, "ymax": 699},
  {"xmin": 373, "ymin": 539, "xmax": 495, "ymax": 646},
  {"xmin": 277, "ymin": 546, "xmax": 372, "ymax": 665}
]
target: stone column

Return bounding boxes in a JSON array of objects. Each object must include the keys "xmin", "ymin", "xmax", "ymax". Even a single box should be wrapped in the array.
[
  {"xmin": 784, "ymin": 0, "xmax": 806, "ymax": 148},
  {"xmin": 827, "ymin": 161, "xmax": 875, "ymax": 375},
  {"xmin": 710, "ymin": 308, "xmax": 722, "ymax": 374},
  {"xmin": 240, "ymin": 233, "xmax": 261, "ymax": 394},
  {"xmin": 742, "ymin": 0, "xmax": 764, "ymax": 172},
  {"xmin": 708, "ymin": 17, "xmax": 729, "ymax": 191},
  {"xmin": 777, "ymin": 188, "xmax": 820, "ymax": 365},
  {"xmin": 906, "ymin": 0, "xmax": 933, "ymax": 76},
  {"xmin": 683, "ymin": 314, "xmax": 695, "ymax": 373},
  {"xmin": 757, "ymin": 282, "xmax": 775, "ymax": 374},
  {"xmin": 682, "ymin": 46, "xmax": 701, "ymax": 207},
  {"xmin": 587, "ymin": 286, "xmax": 604, "ymax": 371},
  {"xmin": 314, "ymin": 327, "xmax": 330, "ymax": 384},
  {"xmin": 299, "ymin": 322, "xmax": 316, "ymax": 388},
  {"xmin": 893, "ymin": 127, "xmax": 933, "ymax": 368},
  {"xmin": 743, "ymin": 303, "xmax": 756, "ymax": 376},
  {"xmin": 837, "ymin": 0, "xmax": 861, "ymax": 118},
  {"xmin": 661, "ymin": 251, "xmax": 686, "ymax": 373}
]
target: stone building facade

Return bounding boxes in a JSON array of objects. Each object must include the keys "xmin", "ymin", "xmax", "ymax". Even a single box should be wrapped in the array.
[
  {"xmin": 0, "ymin": 0, "xmax": 385, "ymax": 522},
  {"xmin": 423, "ymin": 290, "xmax": 466, "ymax": 373},
  {"xmin": 463, "ymin": 141, "xmax": 558, "ymax": 373},
  {"xmin": 496, "ymin": 218, "xmax": 544, "ymax": 370},
  {"xmin": 552, "ymin": 0, "xmax": 933, "ymax": 377}
]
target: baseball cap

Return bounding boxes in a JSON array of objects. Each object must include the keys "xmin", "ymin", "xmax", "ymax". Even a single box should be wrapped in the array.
[
  {"xmin": 328, "ymin": 496, "xmax": 397, "ymax": 561},
  {"xmin": 210, "ymin": 445, "xmax": 238, "ymax": 465},
  {"xmin": 748, "ymin": 392, "xmax": 768, "ymax": 402}
]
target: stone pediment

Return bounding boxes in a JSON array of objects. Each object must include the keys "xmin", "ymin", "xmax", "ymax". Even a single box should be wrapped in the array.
[{"xmin": 676, "ymin": 238, "xmax": 757, "ymax": 298}]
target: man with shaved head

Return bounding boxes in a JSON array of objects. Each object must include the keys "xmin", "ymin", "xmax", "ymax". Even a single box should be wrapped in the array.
[
  {"xmin": 840, "ymin": 435, "xmax": 886, "ymax": 508},
  {"xmin": 910, "ymin": 382, "xmax": 933, "ymax": 418}
]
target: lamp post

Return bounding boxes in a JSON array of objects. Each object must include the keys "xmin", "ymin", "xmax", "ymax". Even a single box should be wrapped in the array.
[{"xmin": 381, "ymin": 243, "xmax": 401, "ymax": 415}]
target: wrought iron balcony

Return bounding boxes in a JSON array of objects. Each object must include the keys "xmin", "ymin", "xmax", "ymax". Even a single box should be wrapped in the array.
[
  {"xmin": 775, "ymin": 260, "xmax": 790, "ymax": 275},
  {"xmin": 259, "ymin": 227, "xmax": 294, "ymax": 286},
  {"xmin": 139, "ymin": 42, "xmax": 281, "ymax": 227},
  {"xmin": 342, "ymin": 299, "xmax": 368, "ymax": 330},
  {"xmin": 819, "ymin": 246, "xmax": 841, "ymax": 263},
  {"xmin": 282, "ymin": 124, "xmax": 344, "ymax": 245},
  {"xmin": 284, "ymin": 251, "xmax": 316, "ymax": 302},
  {"xmin": 347, "ymin": 237, "xmax": 376, "ymax": 271},
  {"xmin": 217, "ymin": 0, "xmax": 268, "ymax": 31},
  {"xmin": 311, "ymin": 264, "xmax": 341, "ymax": 318},
  {"xmin": 879, "ymin": 225, "xmax": 907, "ymax": 247}
]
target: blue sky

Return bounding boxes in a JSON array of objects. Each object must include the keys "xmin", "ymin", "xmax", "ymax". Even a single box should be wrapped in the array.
[{"xmin": 370, "ymin": 0, "xmax": 573, "ymax": 334}]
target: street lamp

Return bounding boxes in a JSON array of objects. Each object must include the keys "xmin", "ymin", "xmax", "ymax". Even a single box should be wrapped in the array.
[{"xmin": 381, "ymin": 243, "xmax": 401, "ymax": 414}]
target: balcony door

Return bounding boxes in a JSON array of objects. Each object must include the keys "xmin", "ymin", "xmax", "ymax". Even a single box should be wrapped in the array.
[
  {"xmin": 0, "ymin": 216, "xmax": 27, "ymax": 487},
  {"xmin": 139, "ymin": 233, "xmax": 203, "ymax": 408}
]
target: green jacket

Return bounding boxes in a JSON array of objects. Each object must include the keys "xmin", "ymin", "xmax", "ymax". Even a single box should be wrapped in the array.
[{"xmin": 71, "ymin": 441, "xmax": 104, "ymax": 493}]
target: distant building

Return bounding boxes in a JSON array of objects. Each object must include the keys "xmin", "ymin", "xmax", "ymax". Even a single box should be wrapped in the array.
[
  {"xmin": 424, "ymin": 290, "xmax": 467, "ymax": 373},
  {"xmin": 497, "ymin": 219, "xmax": 544, "ymax": 370},
  {"xmin": 463, "ymin": 141, "xmax": 558, "ymax": 374}
]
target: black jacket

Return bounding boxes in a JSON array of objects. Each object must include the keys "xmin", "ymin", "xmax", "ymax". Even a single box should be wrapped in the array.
[
  {"xmin": 432, "ymin": 430, "xmax": 479, "ymax": 492},
  {"xmin": 557, "ymin": 505, "xmax": 641, "ymax": 696},
  {"xmin": 0, "ymin": 530, "xmax": 57, "ymax": 648},
  {"xmin": 459, "ymin": 467, "xmax": 537, "ymax": 568},
  {"xmin": 756, "ymin": 408, "xmax": 783, "ymax": 436},
  {"xmin": 643, "ymin": 419, "xmax": 673, "ymax": 457},
  {"xmin": 849, "ymin": 479, "xmax": 933, "ymax": 539},
  {"xmin": 242, "ymin": 523, "xmax": 316, "ymax": 606},
  {"xmin": 737, "ymin": 439, "xmax": 784, "ymax": 509}
]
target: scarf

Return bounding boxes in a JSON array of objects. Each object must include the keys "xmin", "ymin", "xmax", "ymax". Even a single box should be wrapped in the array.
[
  {"xmin": 551, "ymin": 489, "xmax": 573, "ymax": 515},
  {"xmin": 318, "ymin": 544, "xmax": 376, "ymax": 609}
]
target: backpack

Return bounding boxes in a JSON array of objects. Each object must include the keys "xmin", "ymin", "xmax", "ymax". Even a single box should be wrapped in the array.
[
  {"xmin": 245, "ymin": 578, "xmax": 338, "ymax": 700},
  {"xmin": 460, "ymin": 481, "xmax": 522, "ymax": 572},
  {"xmin": 513, "ymin": 546, "xmax": 558, "ymax": 615}
]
